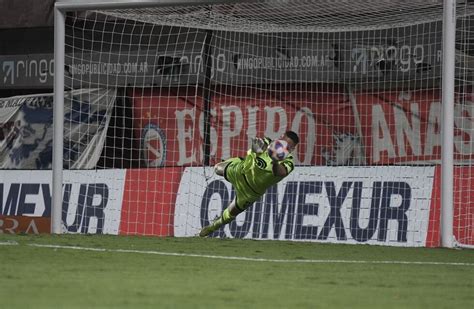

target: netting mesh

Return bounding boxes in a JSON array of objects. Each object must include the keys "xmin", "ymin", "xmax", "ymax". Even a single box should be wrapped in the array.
[
  {"xmin": 454, "ymin": 3, "xmax": 474, "ymax": 248},
  {"xmin": 100, "ymin": 1, "xmax": 461, "ymax": 32},
  {"xmin": 50, "ymin": 0, "xmax": 474, "ymax": 247}
]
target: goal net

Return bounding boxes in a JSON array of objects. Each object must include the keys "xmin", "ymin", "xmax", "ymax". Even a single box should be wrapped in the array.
[{"xmin": 55, "ymin": 0, "xmax": 474, "ymax": 247}]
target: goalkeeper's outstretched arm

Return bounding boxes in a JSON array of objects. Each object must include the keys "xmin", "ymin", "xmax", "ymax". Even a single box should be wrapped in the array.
[{"xmin": 272, "ymin": 160, "xmax": 289, "ymax": 177}]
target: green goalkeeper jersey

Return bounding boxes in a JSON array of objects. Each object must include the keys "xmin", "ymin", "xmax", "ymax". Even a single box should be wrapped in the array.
[
  {"xmin": 236, "ymin": 147, "xmax": 295, "ymax": 196},
  {"xmin": 222, "ymin": 140, "xmax": 296, "ymax": 210}
]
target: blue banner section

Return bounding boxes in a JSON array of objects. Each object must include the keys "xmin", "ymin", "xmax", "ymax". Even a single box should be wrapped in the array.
[{"xmin": 0, "ymin": 89, "xmax": 115, "ymax": 169}]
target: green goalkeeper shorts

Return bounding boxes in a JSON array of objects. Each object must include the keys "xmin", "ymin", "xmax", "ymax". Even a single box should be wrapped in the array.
[{"xmin": 223, "ymin": 157, "xmax": 262, "ymax": 211}]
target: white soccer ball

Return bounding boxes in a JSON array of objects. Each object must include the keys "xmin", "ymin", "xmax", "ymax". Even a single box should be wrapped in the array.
[{"xmin": 267, "ymin": 139, "xmax": 290, "ymax": 161}]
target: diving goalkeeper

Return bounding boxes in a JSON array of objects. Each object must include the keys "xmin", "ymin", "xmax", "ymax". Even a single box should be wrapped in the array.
[{"xmin": 199, "ymin": 130, "xmax": 300, "ymax": 237}]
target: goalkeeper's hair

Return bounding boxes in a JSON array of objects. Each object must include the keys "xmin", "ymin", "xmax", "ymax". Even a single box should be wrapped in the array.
[{"xmin": 285, "ymin": 130, "xmax": 300, "ymax": 145}]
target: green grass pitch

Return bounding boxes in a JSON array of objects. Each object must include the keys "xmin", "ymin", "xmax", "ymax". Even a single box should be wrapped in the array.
[{"xmin": 0, "ymin": 234, "xmax": 473, "ymax": 309}]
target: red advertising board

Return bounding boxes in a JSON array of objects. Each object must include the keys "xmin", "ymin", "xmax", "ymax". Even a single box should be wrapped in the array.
[
  {"xmin": 131, "ymin": 86, "xmax": 358, "ymax": 167},
  {"xmin": 132, "ymin": 87, "xmax": 474, "ymax": 167},
  {"xmin": 119, "ymin": 168, "xmax": 183, "ymax": 236},
  {"xmin": 453, "ymin": 167, "xmax": 474, "ymax": 246},
  {"xmin": 426, "ymin": 166, "xmax": 474, "ymax": 247},
  {"xmin": 0, "ymin": 215, "xmax": 50, "ymax": 234},
  {"xmin": 355, "ymin": 90, "xmax": 474, "ymax": 164}
]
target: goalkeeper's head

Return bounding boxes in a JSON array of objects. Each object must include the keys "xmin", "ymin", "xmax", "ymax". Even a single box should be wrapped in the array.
[{"xmin": 281, "ymin": 130, "xmax": 300, "ymax": 153}]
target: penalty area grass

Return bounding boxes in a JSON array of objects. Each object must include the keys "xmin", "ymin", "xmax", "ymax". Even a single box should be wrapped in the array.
[{"xmin": 0, "ymin": 234, "xmax": 473, "ymax": 309}]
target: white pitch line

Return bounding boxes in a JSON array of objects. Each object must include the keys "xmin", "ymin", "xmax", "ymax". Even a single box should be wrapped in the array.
[
  {"xmin": 28, "ymin": 243, "xmax": 474, "ymax": 267},
  {"xmin": 0, "ymin": 240, "xmax": 19, "ymax": 246}
]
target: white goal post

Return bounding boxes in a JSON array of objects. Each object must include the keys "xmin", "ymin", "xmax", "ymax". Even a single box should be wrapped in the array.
[{"xmin": 52, "ymin": 0, "xmax": 474, "ymax": 248}]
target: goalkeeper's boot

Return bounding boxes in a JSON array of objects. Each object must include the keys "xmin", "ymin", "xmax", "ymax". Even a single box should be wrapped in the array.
[
  {"xmin": 199, "ymin": 208, "xmax": 235, "ymax": 237},
  {"xmin": 199, "ymin": 224, "xmax": 217, "ymax": 237},
  {"xmin": 199, "ymin": 216, "xmax": 223, "ymax": 237}
]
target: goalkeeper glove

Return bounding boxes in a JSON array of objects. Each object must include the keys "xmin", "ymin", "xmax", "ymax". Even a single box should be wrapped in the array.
[{"xmin": 251, "ymin": 137, "xmax": 268, "ymax": 154}]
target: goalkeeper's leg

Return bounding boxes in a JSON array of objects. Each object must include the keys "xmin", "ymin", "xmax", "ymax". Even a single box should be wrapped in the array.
[{"xmin": 199, "ymin": 198, "xmax": 240, "ymax": 237}]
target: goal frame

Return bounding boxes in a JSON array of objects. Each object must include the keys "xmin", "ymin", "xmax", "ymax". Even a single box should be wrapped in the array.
[{"xmin": 53, "ymin": 0, "xmax": 457, "ymax": 248}]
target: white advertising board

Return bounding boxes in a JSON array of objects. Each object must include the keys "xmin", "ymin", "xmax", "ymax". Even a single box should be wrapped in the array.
[
  {"xmin": 0, "ymin": 169, "xmax": 126, "ymax": 234},
  {"xmin": 175, "ymin": 166, "xmax": 435, "ymax": 246}
]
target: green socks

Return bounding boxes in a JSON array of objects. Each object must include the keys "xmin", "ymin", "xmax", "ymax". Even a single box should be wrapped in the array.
[{"xmin": 210, "ymin": 208, "xmax": 235, "ymax": 231}]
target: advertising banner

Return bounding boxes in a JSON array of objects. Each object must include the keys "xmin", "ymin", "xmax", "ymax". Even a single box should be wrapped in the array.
[
  {"xmin": 0, "ymin": 166, "xmax": 471, "ymax": 246},
  {"xmin": 428, "ymin": 166, "xmax": 474, "ymax": 247},
  {"xmin": 0, "ymin": 170, "xmax": 126, "ymax": 234},
  {"xmin": 355, "ymin": 90, "xmax": 474, "ymax": 164},
  {"xmin": 1, "ymin": 22, "xmax": 448, "ymax": 89},
  {"xmin": 0, "ymin": 215, "xmax": 50, "ymax": 234},
  {"xmin": 175, "ymin": 166, "xmax": 435, "ymax": 247},
  {"xmin": 132, "ymin": 87, "xmax": 474, "ymax": 168},
  {"xmin": 131, "ymin": 86, "xmax": 362, "ymax": 167},
  {"xmin": 0, "ymin": 88, "xmax": 115, "ymax": 169},
  {"xmin": 119, "ymin": 168, "xmax": 183, "ymax": 236}
]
